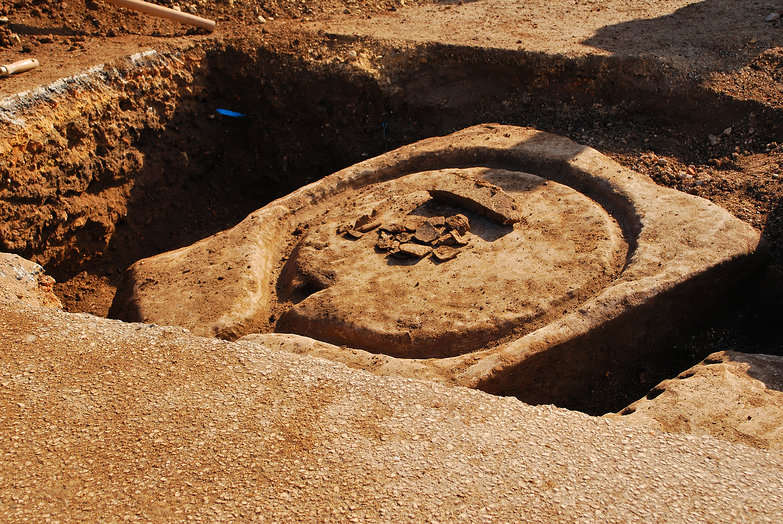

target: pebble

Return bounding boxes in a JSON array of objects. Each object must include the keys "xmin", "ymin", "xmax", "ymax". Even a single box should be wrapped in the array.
[
  {"xmin": 708, "ymin": 134, "xmax": 720, "ymax": 146},
  {"xmin": 346, "ymin": 50, "xmax": 358, "ymax": 61},
  {"xmin": 765, "ymin": 12, "xmax": 780, "ymax": 22}
]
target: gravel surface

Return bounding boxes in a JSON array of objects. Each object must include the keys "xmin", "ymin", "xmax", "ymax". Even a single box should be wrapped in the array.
[{"xmin": 2, "ymin": 298, "xmax": 783, "ymax": 521}]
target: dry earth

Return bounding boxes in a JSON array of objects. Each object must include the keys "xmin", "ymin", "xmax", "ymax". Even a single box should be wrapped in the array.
[
  {"xmin": 616, "ymin": 350, "xmax": 783, "ymax": 450},
  {"xmin": 1, "ymin": 0, "xmax": 783, "ymax": 520},
  {"xmin": 2, "ymin": 298, "xmax": 783, "ymax": 521}
]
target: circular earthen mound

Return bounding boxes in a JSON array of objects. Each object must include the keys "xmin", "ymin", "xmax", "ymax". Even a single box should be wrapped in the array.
[
  {"xmin": 274, "ymin": 167, "xmax": 627, "ymax": 358},
  {"xmin": 110, "ymin": 125, "xmax": 763, "ymax": 405}
]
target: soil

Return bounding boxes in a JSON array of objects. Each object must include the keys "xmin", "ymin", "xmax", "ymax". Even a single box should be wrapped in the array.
[
  {"xmin": 274, "ymin": 167, "xmax": 627, "ymax": 358},
  {"xmin": 1, "ymin": 0, "xmax": 782, "ymax": 410}
]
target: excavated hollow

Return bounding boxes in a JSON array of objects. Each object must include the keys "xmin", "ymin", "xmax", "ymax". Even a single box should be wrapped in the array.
[{"xmin": 0, "ymin": 41, "xmax": 770, "ymax": 411}]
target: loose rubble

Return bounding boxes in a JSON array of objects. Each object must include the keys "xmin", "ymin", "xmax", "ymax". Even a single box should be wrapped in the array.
[{"xmin": 340, "ymin": 209, "xmax": 473, "ymax": 261}]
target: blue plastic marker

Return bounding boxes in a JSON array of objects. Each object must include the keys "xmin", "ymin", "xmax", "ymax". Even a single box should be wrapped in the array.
[{"xmin": 216, "ymin": 108, "xmax": 247, "ymax": 118}]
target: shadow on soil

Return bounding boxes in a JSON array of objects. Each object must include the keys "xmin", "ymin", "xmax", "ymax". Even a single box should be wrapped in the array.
[{"xmin": 583, "ymin": 0, "xmax": 783, "ymax": 71}]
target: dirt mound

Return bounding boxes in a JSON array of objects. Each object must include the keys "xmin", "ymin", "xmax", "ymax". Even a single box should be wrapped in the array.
[
  {"xmin": 616, "ymin": 351, "xmax": 783, "ymax": 450},
  {"xmin": 109, "ymin": 125, "xmax": 764, "ymax": 412}
]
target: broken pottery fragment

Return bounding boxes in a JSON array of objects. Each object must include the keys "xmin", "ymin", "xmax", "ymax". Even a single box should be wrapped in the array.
[
  {"xmin": 429, "ymin": 174, "xmax": 521, "ymax": 225},
  {"xmin": 432, "ymin": 246, "xmax": 459, "ymax": 261},
  {"xmin": 413, "ymin": 221, "xmax": 440, "ymax": 244},
  {"xmin": 376, "ymin": 231, "xmax": 394, "ymax": 251},
  {"xmin": 399, "ymin": 243, "xmax": 432, "ymax": 258},
  {"xmin": 428, "ymin": 216, "xmax": 446, "ymax": 227},
  {"xmin": 445, "ymin": 214, "xmax": 470, "ymax": 234}
]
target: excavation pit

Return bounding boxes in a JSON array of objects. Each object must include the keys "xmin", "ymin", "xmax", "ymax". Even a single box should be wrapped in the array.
[{"xmin": 0, "ymin": 39, "xmax": 769, "ymax": 413}]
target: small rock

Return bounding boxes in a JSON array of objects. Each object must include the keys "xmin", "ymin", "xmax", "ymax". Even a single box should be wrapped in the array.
[
  {"xmin": 708, "ymin": 134, "xmax": 720, "ymax": 146},
  {"xmin": 765, "ymin": 12, "xmax": 780, "ymax": 22},
  {"xmin": 723, "ymin": 127, "xmax": 732, "ymax": 136},
  {"xmin": 0, "ymin": 17, "xmax": 9, "ymax": 25},
  {"xmin": 432, "ymin": 246, "xmax": 459, "ymax": 262},
  {"xmin": 346, "ymin": 50, "xmax": 358, "ymax": 61},
  {"xmin": 258, "ymin": 16, "xmax": 266, "ymax": 23},
  {"xmin": 399, "ymin": 243, "xmax": 431, "ymax": 258},
  {"xmin": 344, "ymin": 229, "xmax": 364, "ymax": 239}
]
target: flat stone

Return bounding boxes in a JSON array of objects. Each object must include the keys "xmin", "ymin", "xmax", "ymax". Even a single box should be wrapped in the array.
[
  {"xmin": 429, "ymin": 173, "xmax": 521, "ymax": 225},
  {"xmin": 614, "ymin": 351, "xmax": 783, "ymax": 450}
]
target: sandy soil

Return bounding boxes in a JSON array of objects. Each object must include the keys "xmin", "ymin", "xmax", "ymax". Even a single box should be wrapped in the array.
[
  {"xmin": 3, "ymin": 298, "xmax": 783, "ymax": 521},
  {"xmin": 1, "ymin": 0, "xmax": 783, "ymax": 519}
]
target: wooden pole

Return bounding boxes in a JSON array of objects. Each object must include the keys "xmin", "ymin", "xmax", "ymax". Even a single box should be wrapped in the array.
[
  {"xmin": 0, "ymin": 58, "xmax": 40, "ymax": 76},
  {"xmin": 103, "ymin": 0, "xmax": 216, "ymax": 31}
]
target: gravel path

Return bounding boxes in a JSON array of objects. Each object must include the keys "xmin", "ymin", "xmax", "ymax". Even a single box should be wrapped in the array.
[{"xmin": 2, "ymin": 299, "xmax": 782, "ymax": 521}]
